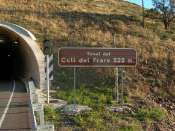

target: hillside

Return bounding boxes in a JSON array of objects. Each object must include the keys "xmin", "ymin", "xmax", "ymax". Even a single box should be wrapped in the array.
[{"xmin": 1, "ymin": 0, "xmax": 175, "ymax": 130}]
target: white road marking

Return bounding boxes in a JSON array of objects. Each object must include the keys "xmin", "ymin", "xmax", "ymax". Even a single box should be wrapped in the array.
[{"xmin": 0, "ymin": 80, "xmax": 16, "ymax": 128}]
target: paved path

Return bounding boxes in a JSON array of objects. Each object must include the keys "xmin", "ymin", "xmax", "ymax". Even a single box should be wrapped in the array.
[{"xmin": 0, "ymin": 81, "xmax": 33, "ymax": 131}]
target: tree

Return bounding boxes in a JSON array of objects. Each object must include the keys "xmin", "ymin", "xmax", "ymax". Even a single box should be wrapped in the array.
[{"xmin": 153, "ymin": 0, "xmax": 175, "ymax": 29}]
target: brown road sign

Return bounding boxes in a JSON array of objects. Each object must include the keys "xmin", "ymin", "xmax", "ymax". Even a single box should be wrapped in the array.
[{"xmin": 58, "ymin": 47, "xmax": 137, "ymax": 67}]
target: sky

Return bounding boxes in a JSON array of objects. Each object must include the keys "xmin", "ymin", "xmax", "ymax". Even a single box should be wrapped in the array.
[{"xmin": 128, "ymin": 0, "xmax": 154, "ymax": 9}]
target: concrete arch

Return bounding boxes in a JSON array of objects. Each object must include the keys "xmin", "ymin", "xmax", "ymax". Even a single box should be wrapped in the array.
[{"xmin": 0, "ymin": 22, "xmax": 45, "ymax": 89}]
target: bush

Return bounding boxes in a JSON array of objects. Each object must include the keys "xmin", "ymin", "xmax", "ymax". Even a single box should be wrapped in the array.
[
  {"xmin": 44, "ymin": 106, "xmax": 59, "ymax": 122},
  {"xmin": 56, "ymin": 84, "xmax": 113, "ymax": 107},
  {"xmin": 73, "ymin": 111, "xmax": 105, "ymax": 129},
  {"xmin": 119, "ymin": 124, "xmax": 141, "ymax": 131},
  {"xmin": 159, "ymin": 31, "xmax": 173, "ymax": 40},
  {"xmin": 149, "ymin": 107, "xmax": 166, "ymax": 121},
  {"xmin": 135, "ymin": 106, "xmax": 166, "ymax": 122},
  {"xmin": 56, "ymin": 90, "xmax": 67, "ymax": 100}
]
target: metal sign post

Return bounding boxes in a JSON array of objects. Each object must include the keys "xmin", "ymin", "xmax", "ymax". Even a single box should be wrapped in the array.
[
  {"xmin": 46, "ymin": 54, "xmax": 54, "ymax": 104},
  {"xmin": 121, "ymin": 69, "xmax": 125, "ymax": 104},
  {"xmin": 46, "ymin": 55, "xmax": 50, "ymax": 104},
  {"xmin": 113, "ymin": 33, "xmax": 119, "ymax": 104},
  {"xmin": 43, "ymin": 39, "xmax": 53, "ymax": 104},
  {"xmin": 73, "ymin": 67, "xmax": 76, "ymax": 108},
  {"xmin": 115, "ymin": 67, "xmax": 119, "ymax": 103}
]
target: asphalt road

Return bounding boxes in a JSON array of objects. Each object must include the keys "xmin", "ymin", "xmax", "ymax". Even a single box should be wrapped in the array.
[{"xmin": 0, "ymin": 81, "xmax": 33, "ymax": 131}]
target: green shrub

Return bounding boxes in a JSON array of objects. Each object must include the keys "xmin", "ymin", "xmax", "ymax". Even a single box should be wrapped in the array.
[
  {"xmin": 172, "ymin": 34, "xmax": 175, "ymax": 41},
  {"xmin": 159, "ymin": 32, "xmax": 168, "ymax": 40},
  {"xmin": 159, "ymin": 31, "xmax": 172, "ymax": 40},
  {"xmin": 56, "ymin": 90, "xmax": 68, "ymax": 100},
  {"xmin": 56, "ymin": 84, "xmax": 113, "ymax": 107},
  {"xmin": 119, "ymin": 124, "xmax": 141, "ymax": 131},
  {"xmin": 135, "ymin": 106, "xmax": 166, "ymax": 122},
  {"xmin": 73, "ymin": 111, "xmax": 105, "ymax": 129},
  {"xmin": 149, "ymin": 107, "xmax": 166, "ymax": 121},
  {"xmin": 44, "ymin": 106, "xmax": 59, "ymax": 122}
]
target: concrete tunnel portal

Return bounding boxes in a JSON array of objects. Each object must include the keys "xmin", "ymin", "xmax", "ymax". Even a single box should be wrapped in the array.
[{"xmin": 0, "ymin": 22, "xmax": 45, "ymax": 89}]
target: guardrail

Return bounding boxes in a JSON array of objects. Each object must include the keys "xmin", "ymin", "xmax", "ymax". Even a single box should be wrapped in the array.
[{"xmin": 28, "ymin": 81, "xmax": 54, "ymax": 131}]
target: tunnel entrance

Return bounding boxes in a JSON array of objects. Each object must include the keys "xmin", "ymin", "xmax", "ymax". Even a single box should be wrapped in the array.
[
  {"xmin": 0, "ymin": 22, "xmax": 45, "ymax": 89},
  {"xmin": 0, "ymin": 34, "xmax": 25, "ymax": 80}
]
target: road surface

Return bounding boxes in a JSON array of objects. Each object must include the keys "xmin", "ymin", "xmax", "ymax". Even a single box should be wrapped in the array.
[{"xmin": 0, "ymin": 81, "xmax": 33, "ymax": 131}]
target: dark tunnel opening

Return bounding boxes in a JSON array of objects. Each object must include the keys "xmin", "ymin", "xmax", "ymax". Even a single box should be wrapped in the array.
[
  {"xmin": 0, "ymin": 34, "xmax": 25, "ymax": 80},
  {"xmin": 0, "ymin": 24, "xmax": 44, "ymax": 89}
]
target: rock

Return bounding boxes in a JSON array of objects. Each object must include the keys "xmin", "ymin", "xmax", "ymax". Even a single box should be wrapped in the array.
[
  {"xmin": 61, "ymin": 104, "xmax": 92, "ymax": 115},
  {"xmin": 106, "ymin": 105, "xmax": 134, "ymax": 114},
  {"xmin": 49, "ymin": 99, "xmax": 67, "ymax": 109}
]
